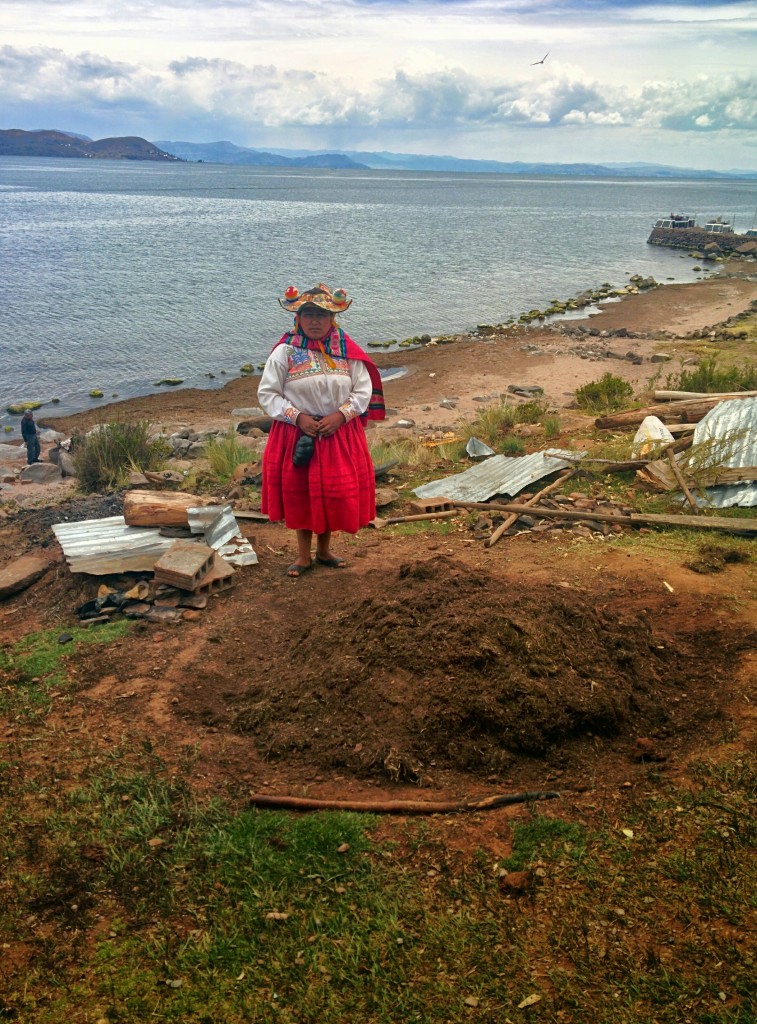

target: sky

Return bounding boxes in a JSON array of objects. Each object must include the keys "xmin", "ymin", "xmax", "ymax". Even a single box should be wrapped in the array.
[{"xmin": 1, "ymin": 0, "xmax": 756, "ymax": 171}]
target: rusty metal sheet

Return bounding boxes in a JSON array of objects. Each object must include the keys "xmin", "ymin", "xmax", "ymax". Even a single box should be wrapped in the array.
[
  {"xmin": 413, "ymin": 449, "xmax": 585, "ymax": 503},
  {"xmin": 52, "ymin": 515, "xmax": 175, "ymax": 574}
]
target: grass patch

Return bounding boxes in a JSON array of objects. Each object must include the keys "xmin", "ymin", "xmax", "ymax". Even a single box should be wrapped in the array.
[
  {"xmin": 665, "ymin": 355, "xmax": 757, "ymax": 393},
  {"xmin": 543, "ymin": 415, "xmax": 561, "ymax": 439},
  {"xmin": 202, "ymin": 427, "xmax": 250, "ymax": 482},
  {"xmin": 1, "ymin": 745, "xmax": 755, "ymax": 1022},
  {"xmin": 73, "ymin": 420, "xmax": 169, "ymax": 493},
  {"xmin": 502, "ymin": 814, "xmax": 587, "ymax": 871},
  {"xmin": 458, "ymin": 398, "xmax": 547, "ymax": 448},
  {"xmin": 575, "ymin": 373, "xmax": 634, "ymax": 414},
  {"xmin": 0, "ymin": 621, "xmax": 132, "ymax": 715},
  {"xmin": 369, "ymin": 437, "xmax": 467, "ymax": 472}
]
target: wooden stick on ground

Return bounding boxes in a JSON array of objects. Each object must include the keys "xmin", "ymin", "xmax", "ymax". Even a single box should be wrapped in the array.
[
  {"xmin": 486, "ymin": 469, "xmax": 575, "ymax": 548},
  {"xmin": 666, "ymin": 446, "xmax": 700, "ymax": 514},
  {"xmin": 249, "ymin": 790, "xmax": 560, "ymax": 815},
  {"xmin": 453, "ymin": 501, "xmax": 757, "ymax": 535}
]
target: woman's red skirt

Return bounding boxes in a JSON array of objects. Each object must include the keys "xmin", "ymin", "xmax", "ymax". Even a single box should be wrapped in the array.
[{"xmin": 261, "ymin": 418, "xmax": 376, "ymax": 534}]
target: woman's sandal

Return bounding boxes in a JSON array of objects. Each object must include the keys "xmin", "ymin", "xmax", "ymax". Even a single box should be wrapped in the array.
[
  {"xmin": 287, "ymin": 562, "xmax": 313, "ymax": 578},
  {"xmin": 316, "ymin": 555, "xmax": 347, "ymax": 569}
]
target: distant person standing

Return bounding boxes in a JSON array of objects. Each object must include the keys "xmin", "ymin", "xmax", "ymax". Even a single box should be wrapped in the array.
[{"xmin": 21, "ymin": 410, "xmax": 41, "ymax": 464}]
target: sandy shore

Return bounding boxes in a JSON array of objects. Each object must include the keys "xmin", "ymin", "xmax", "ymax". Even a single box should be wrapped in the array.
[{"xmin": 39, "ymin": 269, "xmax": 757, "ymax": 441}]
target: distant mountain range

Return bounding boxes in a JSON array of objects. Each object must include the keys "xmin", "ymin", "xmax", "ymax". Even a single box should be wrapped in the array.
[
  {"xmin": 2, "ymin": 129, "xmax": 755, "ymax": 178},
  {"xmin": 156, "ymin": 139, "xmax": 757, "ymax": 179},
  {"xmin": 0, "ymin": 129, "xmax": 179, "ymax": 161},
  {"xmin": 154, "ymin": 139, "xmax": 367, "ymax": 169}
]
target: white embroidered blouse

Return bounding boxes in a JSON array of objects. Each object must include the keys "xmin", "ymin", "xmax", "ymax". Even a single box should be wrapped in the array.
[{"xmin": 257, "ymin": 345, "xmax": 373, "ymax": 426}]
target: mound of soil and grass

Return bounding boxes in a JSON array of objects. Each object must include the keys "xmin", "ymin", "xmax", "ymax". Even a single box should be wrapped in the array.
[{"xmin": 179, "ymin": 555, "xmax": 749, "ymax": 785}]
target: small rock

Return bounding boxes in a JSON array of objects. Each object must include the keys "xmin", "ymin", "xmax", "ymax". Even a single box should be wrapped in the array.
[
  {"xmin": 395, "ymin": 419, "xmax": 415, "ymax": 429},
  {"xmin": 232, "ymin": 461, "xmax": 262, "ymax": 483},
  {"xmin": 146, "ymin": 607, "xmax": 181, "ymax": 623},
  {"xmin": 499, "ymin": 870, "xmax": 535, "ymax": 895},
  {"xmin": 19, "ymin": 462, "xmax": 62, "ymax": 484},
  {"xmin": 0, "ymin": 554, "xmax": 52, "ymax": 600},
  {"xmin": 506, "ymin": 384, "xmax": 544, "ymax": 397},
  {"xmin": 123, "ymin": 603, "xmax": 152, "ymax": 618},
  {"xmin": 633, "ymin": 737, "xmax": 666, "ymax": 762},
  {"xmin": 375, "ymin": 487, "xmax": 400, "ymax": 508},
  {"xmin": 236, "ymin": 417, "xmax": 272, "ymax": 435}
]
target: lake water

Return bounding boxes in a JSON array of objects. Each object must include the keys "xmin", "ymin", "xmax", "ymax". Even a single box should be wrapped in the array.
[{"xmin": 1, "ymin": 157, "xmax": 755, "ymax": 425}]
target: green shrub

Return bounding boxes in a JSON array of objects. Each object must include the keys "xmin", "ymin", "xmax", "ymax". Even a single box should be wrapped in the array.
[
  {"xmin": 665, "ymin": 355, "xmax": 757, "ymax": 393},
  {"xmin": 515, "ymin": 400, "xmax": 546, "ymax": 424},
  {"xmin": 459, "ymin": 399, "xmax": 547, "ymax": 445},
  {"xmin": 73, "ymin": 420, "xmax": 168, "ymax": 492},
  {"xmin": 543, "ymin": 415, "xmax": 561, "ymax": 439},
  {"xmin": 203, "ymin": 428, "xmax": 250, "ymax": 480},
  {"xmin": 575, "ymin": 373, "xmax": 634, "ymax": 413},
  {"xmin": 501, "ymin": 436, "xmax": 525, "ymax": 455}
]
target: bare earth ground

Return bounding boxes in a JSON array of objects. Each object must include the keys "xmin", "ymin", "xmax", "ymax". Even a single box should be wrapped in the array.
[{"xmin": 1, "ymin": 271, "xmax": 756, "ymax": 853}]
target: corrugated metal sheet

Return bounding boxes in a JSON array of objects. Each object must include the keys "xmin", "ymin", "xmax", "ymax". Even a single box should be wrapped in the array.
[
  {"xmin": 187, "ymin": 505, "xmax": 239, "ymax": 549},
  {"xmin": 414, "ymin": 449, "xmax": 584, "ymax": 503},
  {"xmin": 692, "ymin": 397, "xmax": 757, "ymax": 508},
  {"xmin": 52, "ymin": 516, "xmax": 175, "ymax": 574},
  {"xmin": 187, "ymin": 504, "xmax": 258, "ymax": 565}
]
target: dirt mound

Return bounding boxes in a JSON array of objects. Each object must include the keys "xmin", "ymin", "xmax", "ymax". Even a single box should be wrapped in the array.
[
  {"xmin": 231, "ymin": 556, "xmax": 747, "ymax": 780},
  {"xmin": 4, "ymin": 493, "xmax": 124, "ymax": 550}
]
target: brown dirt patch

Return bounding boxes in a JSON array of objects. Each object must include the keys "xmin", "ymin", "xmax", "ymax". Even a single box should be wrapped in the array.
[{"xmin": 21, "ymin": 523, "xmax": 750, "ymax": 805}]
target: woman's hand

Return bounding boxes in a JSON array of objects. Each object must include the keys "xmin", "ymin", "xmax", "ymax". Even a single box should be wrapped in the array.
[
  {"xmin": 316, "ymin": 412, "xmax": 346, "ymax": 437},
  {"xmin": 296, "ymin": 413, "xmax": 321, "ymax": 437}
]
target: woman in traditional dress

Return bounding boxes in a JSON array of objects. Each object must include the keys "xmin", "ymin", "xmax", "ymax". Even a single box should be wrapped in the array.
[{"xmin": 258, "ymin": 284, "xmax": 385, "ymax": 578}]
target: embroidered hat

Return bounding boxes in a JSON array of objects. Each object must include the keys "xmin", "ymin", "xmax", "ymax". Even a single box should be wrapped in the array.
[{"xmin": 278, "ymin": 283, "xmax": 352, "ymax": 314}]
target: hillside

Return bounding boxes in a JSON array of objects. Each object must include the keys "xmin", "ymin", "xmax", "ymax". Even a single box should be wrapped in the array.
[
  {"xmin": 0, "ymin": 129, "xmax": 180, "ymax": 161},
  {"xmin": 157, "ymin": 139, "xmax": 757, "ymax": 178},
  {"xmin": 154, "ymin": 138, "xmax": 367, "ymax": 169}
]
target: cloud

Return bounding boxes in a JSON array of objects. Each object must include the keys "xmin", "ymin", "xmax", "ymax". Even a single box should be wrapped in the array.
[{"xmin": 1, "ymin": 43, "xmax": 755, "ymax": 144}]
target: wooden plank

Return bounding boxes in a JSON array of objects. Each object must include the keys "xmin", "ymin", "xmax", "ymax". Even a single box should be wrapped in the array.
[
  {"xmin": 654, "ymin": 390, "xmax": 757, "ymax": 402},
  {"xmin": 453, "ymin": 500, "xmax": 757, "ymax": 535},
  {"xmin": 595, "ymin": 393, "xmax": 755, "ymax": 430},
  {"xmin": 486, "ymin": 469, "xmax": 574, "ymax": 547}
]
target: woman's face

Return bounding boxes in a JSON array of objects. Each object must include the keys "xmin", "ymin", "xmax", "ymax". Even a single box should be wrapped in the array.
[{"xmin": 298, "ymin": 305, "xmax": 333, "ymax": 340}]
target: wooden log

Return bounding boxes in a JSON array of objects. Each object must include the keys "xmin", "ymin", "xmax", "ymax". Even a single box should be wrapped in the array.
[
  {"xmin": 574, "ymin": 459, "xmax": 649, "ymax": 472},
  {"xmin": 595, "ymin": 393, "xmax": 754, "ymax": 430},
  {"xmin": 249, "ymin": 790, "xmax": 560, "ymax": 815},
  {"xmin": 486, "ymin": 469, "xmax": 574, "ymax": 547},
  {"xmin": 637, "ymin": 462, "xmax": 757, "ymax": 492},
  {"xmin": 123, "ymin": 490, "xmax": 211, "ymax": 527},
  {"xmin": 654, "ymin": 390, "xmax": 757, "ymax": 402},
  {"xmin": 453, "ymin": 500, "xmax": 757, "ymax": 535}
]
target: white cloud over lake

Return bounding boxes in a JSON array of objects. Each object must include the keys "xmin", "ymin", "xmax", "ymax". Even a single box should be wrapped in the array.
[{"xmin": 1, "ymin": 0, "xmax": 755, "ymax": 169}]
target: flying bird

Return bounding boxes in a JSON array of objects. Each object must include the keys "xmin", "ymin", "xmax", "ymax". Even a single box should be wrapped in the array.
[{"xmin": 531, "ymin": 52, "xmax": 549, "ymax": 65}]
